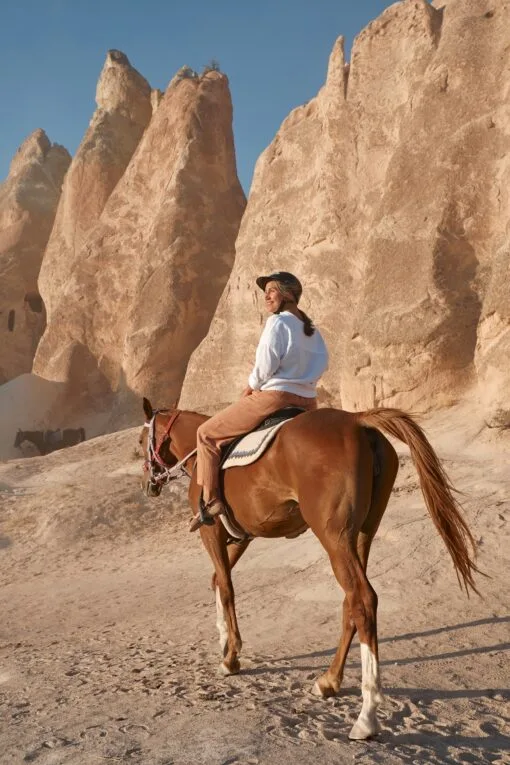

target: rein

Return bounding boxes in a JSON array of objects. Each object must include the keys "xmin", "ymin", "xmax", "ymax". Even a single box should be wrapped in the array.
[{"xmin": 144, "ymin": 410, "xmax": 197, "ymax": 489}]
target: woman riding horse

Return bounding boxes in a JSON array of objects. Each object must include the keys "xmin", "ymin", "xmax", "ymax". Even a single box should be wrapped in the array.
[
  {"xmin": 140, "ymin": 300, "xmax": 481, "ymax": 739},
  {"xmin": 190, "ymin": 271, "xmax": 329, "ymax": 531}
]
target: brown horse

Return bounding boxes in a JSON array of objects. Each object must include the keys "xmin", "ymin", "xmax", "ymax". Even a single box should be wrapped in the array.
[{"xmin": 140, "ymin": 398, "xmax": 480, "ymax": 740}]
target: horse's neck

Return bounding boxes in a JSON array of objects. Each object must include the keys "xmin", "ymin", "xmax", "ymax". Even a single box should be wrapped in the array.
[{"xmin": 172, "ymin": 411, "xmax": 207, "ymax": 458}]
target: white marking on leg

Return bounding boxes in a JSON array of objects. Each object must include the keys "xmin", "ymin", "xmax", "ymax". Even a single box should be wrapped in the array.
[
  {"xmin": 215, "ymin": 587, "xmax": 228, "ymax": 654},
  {"xmin": 218, "ymin": 661, "xmax": 232, "ymax": 676},
  {"xmin": 349, "ymin": 643, "xmax": 383, "ymax": 740}
]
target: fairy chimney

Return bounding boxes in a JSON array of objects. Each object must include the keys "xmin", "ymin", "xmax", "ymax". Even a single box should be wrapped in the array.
[
  {"xmin": 0, "ymin": 130, "xmax": 70, "ymax": 383},
  {"xmin": 180, "ymin": 0, "xmax": 510, "ymax": 430},
  {"xmin": 38, "ymin": 50, "xmax": 153, "ymax": 318},
  {"xmin": 34, "ymin": 68, "xmax": 246, "ymax": 426}
]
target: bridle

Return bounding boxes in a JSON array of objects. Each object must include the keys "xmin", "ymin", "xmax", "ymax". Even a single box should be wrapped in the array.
[{"xmin": 143, "ymin": 409, "xmax": 197, "ymax": 490}]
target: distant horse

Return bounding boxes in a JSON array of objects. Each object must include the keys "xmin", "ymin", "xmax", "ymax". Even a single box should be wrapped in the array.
[
  {"xmin": 13, "ymin": 428, "xmax": 86, "ymax": 456},
  {"xmin": 140, "ymin": 399, "xmax": 481, "ymax": 741}
]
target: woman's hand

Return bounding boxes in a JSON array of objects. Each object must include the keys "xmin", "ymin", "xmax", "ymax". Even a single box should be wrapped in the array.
[{"xmin": 241, "ymin": 386, "xmax": 253, "ymax": 398}]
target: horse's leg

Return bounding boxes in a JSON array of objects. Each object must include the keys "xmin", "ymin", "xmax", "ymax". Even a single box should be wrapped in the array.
[
  {"xmin": 211, "ymin": 540, "xmax": 250, "ymax": 666},
  {"xmin": 301, "ymin": 469, "xmax": 383, "ymax": 738},
  {"xmin": 200, "ymin": 524, "xmax": 244, "ymax": 676},
  {"xmin": 313, "ymin": 533, "xmax": 368, "ymax": 699},
  {"xmin": 325, "ymin": 535, "xmax": 382, "ymax": 740},
  {"xmin": 211, "ymin": 539, "xmax": 251, "ymax": 591},
  {"xmin": 314, "ymin": 435, "xmax": 398, "ymax": 700}
]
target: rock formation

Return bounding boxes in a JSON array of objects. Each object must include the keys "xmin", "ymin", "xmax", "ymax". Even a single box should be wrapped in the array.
[
  {"xmin": 0, "ymin": 130, "xmax": 70, "ymax": 384},
  {"xmin": 38, "ymin": 50, "xmax": 152, "ymax": 317},
  {"xmin": 34, "ymin": 68, "xmax": 246, "ymax": 424},
  {"xmin": 180, "ymin": 0, "xmax": 510, "ymax": 427}
]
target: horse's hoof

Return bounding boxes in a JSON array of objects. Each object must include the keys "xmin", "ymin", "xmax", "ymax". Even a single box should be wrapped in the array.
[
  {"xmin": 348, "ymin": 717, "xmax": 381, "ymax": 741},
  {"xmin": 312, "ymin": 674, "xmax": 340, "ymax": 698},
  {"xmin": 218, "ymin": 659, "xmax": 240, "ymax": 677}
]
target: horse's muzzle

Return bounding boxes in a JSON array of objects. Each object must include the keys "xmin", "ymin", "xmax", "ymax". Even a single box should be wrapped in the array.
[{"xmin": 141, "ymin": 479, "xmax": 162, "ymax": 498}]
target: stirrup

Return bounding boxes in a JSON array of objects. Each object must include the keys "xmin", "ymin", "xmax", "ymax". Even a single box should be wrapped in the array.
[
  {"xmin": 204, "ymin": 498, "xmax": 225, "ymax": 517},
  {"xmin": 189, "ymin": 513, "xmax": 210, "ymax": 532},
  {"xmin": 189, "ymin": 495, "xmax": 224, "ymax": 533}
]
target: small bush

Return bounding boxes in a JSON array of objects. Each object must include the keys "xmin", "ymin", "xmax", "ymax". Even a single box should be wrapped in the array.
[
  {"xmin": 175, "ymin": 65, "xmax": 198, "ymax": 81},
  {"xmin": 202, "ymin": 58, "xmax": 221, "ymax": 74}
]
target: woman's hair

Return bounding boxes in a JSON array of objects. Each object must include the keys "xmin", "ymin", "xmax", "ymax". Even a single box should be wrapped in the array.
[
  {"xmin": 298, "ymin": 310, "xmax": 316, "ymax": 337},
  {"xmin": 274, "ymin": 282, "xmax": 316, "ymax": 336}
]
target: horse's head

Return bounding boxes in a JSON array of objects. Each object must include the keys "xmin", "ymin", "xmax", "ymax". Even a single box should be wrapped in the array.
[
  {"xmin": 13, "ymin": 429, "xmax": 23, "ymax": 449},
  {"xmin": 140, "ymin": 397, "xmax": 179, "ymax": 497}
]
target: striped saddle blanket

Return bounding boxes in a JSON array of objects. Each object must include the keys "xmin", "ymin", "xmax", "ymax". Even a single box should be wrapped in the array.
[{"xmin": 221, "ymin": 407, "xmax": 305, "ymax": 470}]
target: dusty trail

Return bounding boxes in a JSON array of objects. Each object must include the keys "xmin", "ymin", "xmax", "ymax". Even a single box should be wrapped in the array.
[{"xmin": 1, "ymin": 410, "xmax": 509, "ymax": 764}]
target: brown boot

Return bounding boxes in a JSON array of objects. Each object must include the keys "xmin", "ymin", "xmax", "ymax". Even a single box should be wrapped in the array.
[
  {"xmin": 189, "ymin": 498, "xmax": 226, "ymax": 532},
  {"xmin": 189, "ymin": 514, "xmax": 204, "ymax": 532}
]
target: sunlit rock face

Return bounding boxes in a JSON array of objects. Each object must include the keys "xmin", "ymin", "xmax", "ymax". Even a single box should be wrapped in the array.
[
  {"xmin": 38, "ymin": 50, "xmax": 153, "ymax": 318},
  {"xmin": 180, "ymin": 0, "xmax": 510, "ymax": 427},
  {"xmin": 34, "ymin": 66, "xmax": 246, "ymax": 426},
  {"xmin": 0, "ymin": 129, "xmax": 70, "ymax": 383}
]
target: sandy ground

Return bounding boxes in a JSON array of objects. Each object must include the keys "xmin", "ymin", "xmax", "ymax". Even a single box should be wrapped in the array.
[{"xmin": 0, "ymin": 406, "xmax": 509, "ymax": 765}]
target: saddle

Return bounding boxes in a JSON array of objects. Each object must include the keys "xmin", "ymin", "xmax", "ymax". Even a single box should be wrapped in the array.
[
  {"xmin": 220, "ymin": 406, "xmax": 305, "ymax": 468},
  {"xmin": 200, "ymin": 407, "xmax": 306, "ymax": 541}
]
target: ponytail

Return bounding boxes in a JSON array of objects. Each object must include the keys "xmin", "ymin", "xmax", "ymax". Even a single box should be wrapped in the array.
[
  {"xmin": 299, "ymin": 310, "xmax": 315, "ymax": 336},
  {"xmin": 274, "ymin": 282, "xmax": 315, "ymax": 335}
]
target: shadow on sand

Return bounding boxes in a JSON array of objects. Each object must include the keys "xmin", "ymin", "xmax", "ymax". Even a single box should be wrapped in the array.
[{"xmin": 266, "ymin": 615, "xmax": 510, "ymax": 663}]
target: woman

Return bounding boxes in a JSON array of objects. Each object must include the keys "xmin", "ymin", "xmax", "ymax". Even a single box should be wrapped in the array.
[{"xmin": 190, "ymin": 271, "xmax": 329, "ymax": 532}]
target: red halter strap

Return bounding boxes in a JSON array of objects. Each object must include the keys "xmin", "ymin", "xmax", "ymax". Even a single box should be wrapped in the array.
[{"xmin": 155, "ymin": 409, "xmax": 181, "ymax": 460}]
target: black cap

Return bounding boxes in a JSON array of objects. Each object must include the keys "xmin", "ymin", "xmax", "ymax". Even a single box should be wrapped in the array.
[{"xmin": 256, "ymin": 271, "xmax": 303, "ymax": 302}]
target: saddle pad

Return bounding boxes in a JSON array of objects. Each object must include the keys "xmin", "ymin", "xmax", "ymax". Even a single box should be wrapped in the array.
[{"xmin": 222, "ymin": 419, "xmax": 290, "ymax": 469}]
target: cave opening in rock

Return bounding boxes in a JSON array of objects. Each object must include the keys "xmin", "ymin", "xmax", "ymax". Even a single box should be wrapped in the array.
[{"xmin": 24, "ymin": 292, "xmax": 44, "ymax": 313}]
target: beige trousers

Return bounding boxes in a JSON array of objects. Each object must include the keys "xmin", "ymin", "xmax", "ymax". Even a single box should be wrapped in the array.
[{"xmin": 196, "ymin": 390, "xmax": 318, "ymax": 499}]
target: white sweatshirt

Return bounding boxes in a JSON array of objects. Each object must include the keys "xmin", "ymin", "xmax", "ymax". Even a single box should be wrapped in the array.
[{"xmin": 248, "ymin": 311, "xmax": 328, "ymax": 398}]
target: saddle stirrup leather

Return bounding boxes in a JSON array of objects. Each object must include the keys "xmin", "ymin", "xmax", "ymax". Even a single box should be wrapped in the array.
[{"xmin": 198, "ymin": 494, "xmax": 216, "ymax": 526}]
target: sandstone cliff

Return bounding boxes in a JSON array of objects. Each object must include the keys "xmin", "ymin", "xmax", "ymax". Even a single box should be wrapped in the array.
[
  {"xmin": 180, "ymin": 0, "xmax": 510, "ymax": 426},
  {"xmin": 34, "ymin": 68, "xmax": 246, "ymax": 424},
  {"xmin": 0, "ymin": 130, "xmax": 70, "ymax": 384},
  {"xmin": 38, "ymin": 50, "xmax": 152, "ymax": 317}
]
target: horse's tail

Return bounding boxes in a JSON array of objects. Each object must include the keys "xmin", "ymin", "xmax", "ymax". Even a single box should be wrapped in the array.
[{"xmin": 356, "ymin": 408, "xmax": 482, "ymax": 596}]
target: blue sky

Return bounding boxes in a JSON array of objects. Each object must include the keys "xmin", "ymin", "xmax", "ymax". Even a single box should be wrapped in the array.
[{"xmin": 1, "ymin": 0, "xmax": 393, "ymax": 193}]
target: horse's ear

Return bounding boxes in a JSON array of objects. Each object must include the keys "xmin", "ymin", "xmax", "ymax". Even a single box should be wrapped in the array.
[{"xmin": 143, "ymin": 397, "xmax": 153, "ymax": 421}]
